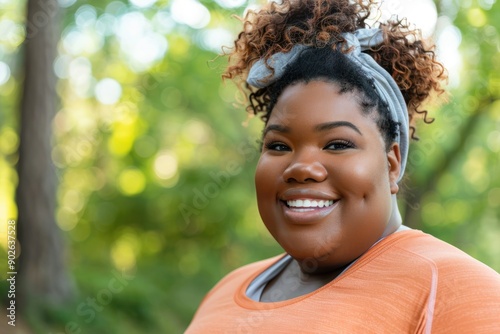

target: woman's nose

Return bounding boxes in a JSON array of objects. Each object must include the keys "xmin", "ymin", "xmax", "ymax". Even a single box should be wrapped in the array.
[{"xmin": 282, "ymin": 151, "xmax": 327, "ymax": 183}]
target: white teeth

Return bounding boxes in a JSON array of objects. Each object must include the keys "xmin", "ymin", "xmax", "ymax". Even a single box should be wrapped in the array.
[{"xmin": 286, "ymin": 199, "xmax": 335, "ymax": 208}]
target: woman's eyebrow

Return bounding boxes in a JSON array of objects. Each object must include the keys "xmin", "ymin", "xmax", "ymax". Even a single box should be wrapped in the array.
[
  {"xmin": 314, "ymin": 121, "xmax": 362, "ymax": 135},
  {"xmin": 263, "ymin": 124, "xmax": 290, "ymax": 137}
]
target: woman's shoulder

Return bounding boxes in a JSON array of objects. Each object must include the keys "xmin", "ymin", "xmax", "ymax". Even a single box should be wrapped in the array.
[
  {"xmin": 388, "ymin": 229, "xmax": 499, "ymax": 280},
  {"xmin": 389, "ymin": 231, "xmax": 500, "ymax": 331}
]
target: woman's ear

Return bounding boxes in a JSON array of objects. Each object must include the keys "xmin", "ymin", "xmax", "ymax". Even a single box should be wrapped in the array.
[{"xmin": 387, "ymin": 143, "xmax": 401, "ymax": 194}]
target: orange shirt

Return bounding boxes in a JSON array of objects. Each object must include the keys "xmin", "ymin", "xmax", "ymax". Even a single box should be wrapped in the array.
[{"xmin": 186, "ymin": 230, "xmax": 500, "ymax": 333}]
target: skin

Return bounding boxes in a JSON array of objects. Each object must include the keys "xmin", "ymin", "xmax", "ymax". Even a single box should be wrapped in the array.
[{"xmin": 255, "ymin": 81, "xmax": 403, "ymax": 302}]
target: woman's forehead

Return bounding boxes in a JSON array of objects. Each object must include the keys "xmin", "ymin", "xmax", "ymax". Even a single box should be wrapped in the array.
[{"xmin": 268, "ymin": 81, "xmax": 375, "ymax": 126}]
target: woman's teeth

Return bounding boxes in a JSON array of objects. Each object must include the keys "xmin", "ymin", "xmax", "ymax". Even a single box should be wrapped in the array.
[{"xmin": 286, "ymin": 199, "xmax": 335, "ymax": 208}]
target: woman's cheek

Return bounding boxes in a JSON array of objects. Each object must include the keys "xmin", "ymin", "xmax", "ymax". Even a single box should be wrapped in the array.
[
  {"xmin": 254, "ymin": 156, "xmax": 280, "ymax": 236},
  {"xmin": 255, "ymin": 155, "xmax": 278, "ymax": 197},
  {"xmin": 344, "ymin": 155, "xmax": 387, "ymax": 193}
]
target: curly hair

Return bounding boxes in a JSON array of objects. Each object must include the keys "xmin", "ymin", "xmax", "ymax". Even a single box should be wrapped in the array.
[{"xmin": 223, "ymin": 0, "xmax": 447, "ymax": 139}]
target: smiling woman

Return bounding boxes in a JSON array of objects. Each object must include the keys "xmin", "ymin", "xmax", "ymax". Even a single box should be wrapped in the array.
[
  {"xmin": 185, "ymin": 0, "xmax": 500, "ymax": 333},
  {"xmin": 256, "ymin": 81, "xmax": 400, "ymax": 277}
]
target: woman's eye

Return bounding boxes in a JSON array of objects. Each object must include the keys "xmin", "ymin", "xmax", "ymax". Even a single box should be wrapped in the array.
[
  {"xmin": 325, "ymin": 140, "xmax": 355, "ymax": 151},
  {"xmin": 265, "ymin": 142, "xmax": 291, "ymax": 151}
]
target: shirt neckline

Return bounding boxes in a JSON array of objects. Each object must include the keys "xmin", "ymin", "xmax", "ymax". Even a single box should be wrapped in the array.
[{"xmin": 234, "ymin": 228, "xmax": 419, "ymax": 310}]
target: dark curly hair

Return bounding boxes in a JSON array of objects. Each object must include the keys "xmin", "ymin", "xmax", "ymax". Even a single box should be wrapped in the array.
[{"xmin": 223, "ymin": 0, "xmax": 447, "ymax": 140}]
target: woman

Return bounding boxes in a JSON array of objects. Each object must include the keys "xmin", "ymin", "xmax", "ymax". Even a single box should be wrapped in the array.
[{"xmin": 186, "ymin": 0, "xmax": 500, "ymax": 332}]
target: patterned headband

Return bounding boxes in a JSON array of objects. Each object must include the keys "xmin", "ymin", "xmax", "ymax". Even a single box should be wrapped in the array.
[{"xmin": 247, "ymin": 28, "xmax": 409, "ymax": 182}]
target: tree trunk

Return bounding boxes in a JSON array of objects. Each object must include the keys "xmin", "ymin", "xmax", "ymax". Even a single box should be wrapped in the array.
[{"xmin": 16, "ymin": 0, "xmax": 73, "ymax": 309}]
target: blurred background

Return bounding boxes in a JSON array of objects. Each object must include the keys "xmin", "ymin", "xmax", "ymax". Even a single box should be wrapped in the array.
[{"xmin": 0, "ymin": 0, "xmax": 499, "ymax": 333}]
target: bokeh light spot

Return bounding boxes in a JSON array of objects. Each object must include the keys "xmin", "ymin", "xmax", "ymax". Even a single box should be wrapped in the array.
[
  {"xmin": 0, "ymin": 19, "xmax": 25, "ymax": 48},
  {"xmin": 111, "ymin": 237, "xmax": 137, "ymax": 271},
  {"xmin": 183, "ymin": 119, "xmax": 212, "ymax": 144},
  {"xmin": 54, "ymin": 55, "xmax": 72, "ymax": 79},
  {"xmin": 214, "ymin": 0, "xmax": 246, "ymax": 8},
  {"xmin": 58, "ymin": 0, "xmax": 77, "ymax": 8},
  {"xmin": 199, "ymin": 28, "xmax": 233, "ymax": 53},
  {"xmin": 108, "ymin": 116, "xmax": 138, "ymax": 157},
  {"xmin": 56, "ymin": 207, "xmax": 79, "ymax": 231},
  {"xmin": 95, "ymin": 78, "xmax": 122, "ymax": 105},
  {"xmin": 467, "ymin": 8, "xmax": 487, "ymax": 27},
  {"xmin": 369, "ymin": 0, "xmax": 437, "ymax": 37},
  {"xmin": 62, "ymin": 189, "xmax": 86, "ymax": 213},
  {"xmin": 487, "ymin": 131, "xmax": 500, "ymax": 153},
  {"xmin": 490, "ymin": 100, "xmax": 500, "ymax": 119},
  {"xmin": 478, "ymin": 0, "xmax": 496, "ymax": 10},
  {"xmin": 75, "ymin": 5, "xmax": 97, "ymax": 28},
  {"xmin": 153, "ymin": 11, "xmax": 175, "ymax": 34},
  {"xmin": 95, "ymin": 13, "xmax": 117, "ymax": 37},
  {"xmin": 130, "ymin": 0, "xmax": 157, "ymax": 8},
  {"xmin": 116, "ymin": 11, "xmax": 168, "ymax": 70},
  {"xmin": 0, "ymin": 127, "xmax": 18, "ymax": 155},
  {"xmin": 118, "ymin": 168, "xmax": 146, "ymax": 195},
  {"xmin": 462, "ymin": 147, "xmax": 489, "ymax": 193},
  {"xmin": 154, "ymin": 151, "xmax": 178, "ymax": 180},
  {"xmin": 437, "ymin": 19, "xmax": 462, "ymax": 88},
  {"xmin": 62, "ymin": 27, "xmax": 103, "ymax": 56},
  {"xmin": 69, "ymin": 57, "xmax": 93, "ymax": 97},
  {"xmin": 171, "ymin": 0, "xmax": 211, "ymax": 29},
  {"xmin": 0, "ymin": 61, "xmax": 11, "ymax": 85}
]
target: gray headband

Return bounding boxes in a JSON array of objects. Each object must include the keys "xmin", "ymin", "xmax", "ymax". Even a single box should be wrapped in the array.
[{"xmin": 247, "ymin": 28, "xmax": 409, "ymax": 182}]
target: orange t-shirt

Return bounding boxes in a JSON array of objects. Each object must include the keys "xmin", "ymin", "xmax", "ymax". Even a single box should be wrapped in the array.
[{"xmin": 185, "ymin": 230, "xmax": 500, "ymax": 333}]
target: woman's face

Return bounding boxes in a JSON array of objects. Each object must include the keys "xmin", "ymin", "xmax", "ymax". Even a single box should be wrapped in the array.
[{"xmin": 255, "ymin": 81, "xmax": 401, "ymax": 273}]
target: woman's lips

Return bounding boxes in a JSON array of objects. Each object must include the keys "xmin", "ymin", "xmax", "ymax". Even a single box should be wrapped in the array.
[
  {"xmin": 280, "ymin": 199, "xmax": 339, "ymax": 224},
  {"xmin": 279, "ymin": 189, "xmax": 340, "ymax": 224},
  {"xmin": 286, "ymin": 199, "xmax": 335, "ymax": 208}
]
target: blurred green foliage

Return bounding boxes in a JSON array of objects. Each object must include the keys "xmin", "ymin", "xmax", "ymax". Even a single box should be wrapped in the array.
[{"xmin": 0, "ymin": 0, "xmax": 499, "ymax": 333}]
